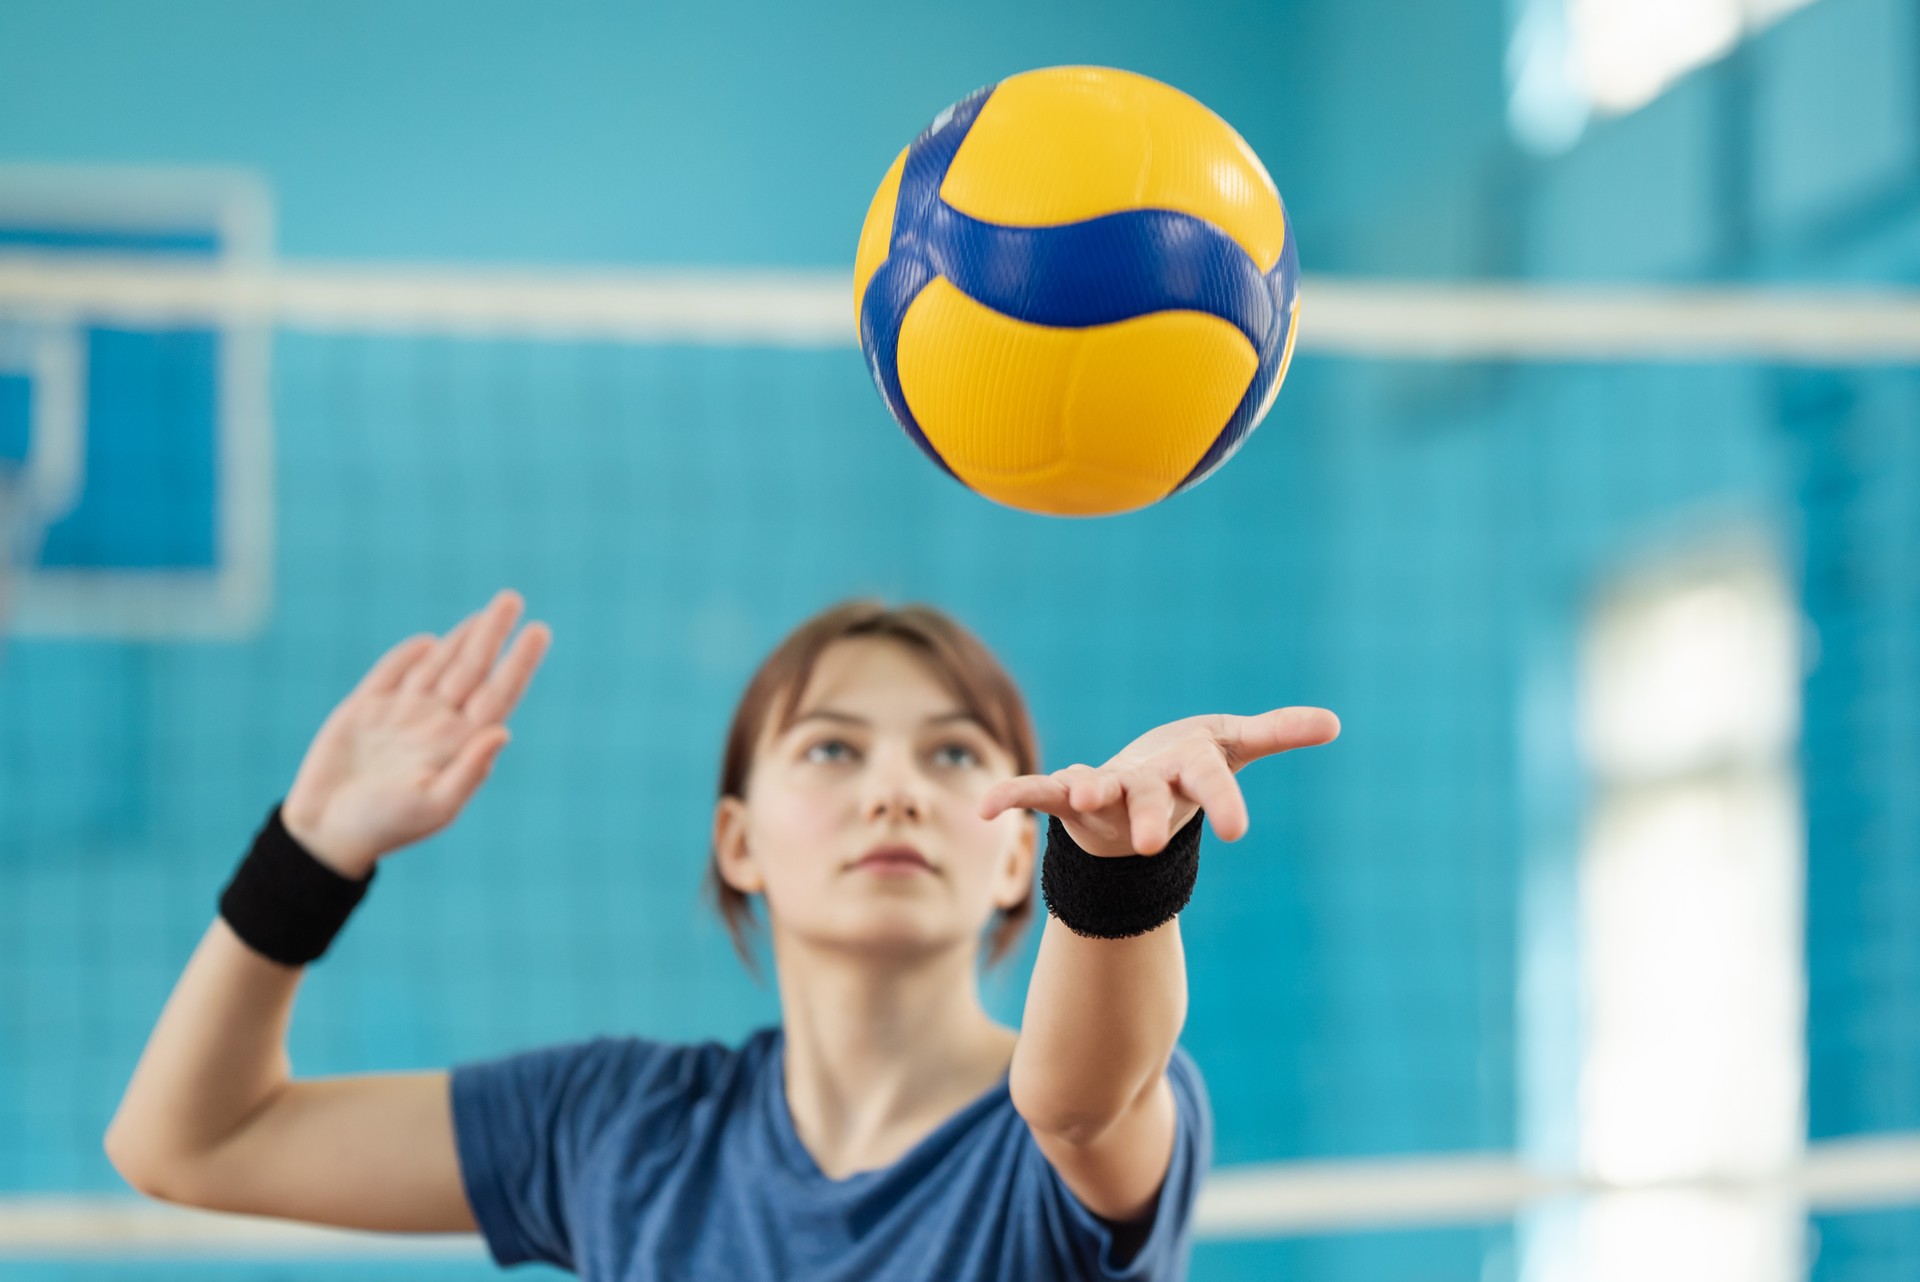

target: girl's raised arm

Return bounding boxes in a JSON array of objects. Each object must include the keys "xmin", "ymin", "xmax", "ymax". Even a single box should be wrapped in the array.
[{"xmin": 104, "ymin": 591, "xmax": 548, "ymax": 1231}]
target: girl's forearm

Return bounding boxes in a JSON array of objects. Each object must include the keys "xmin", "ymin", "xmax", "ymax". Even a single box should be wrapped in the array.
[
  {"xmin": 1009, "ymin": 914, "xmax": 1187, "ymax": 1139},
  {"xmin": 104, "ymin": 920, "xmax": 301, "ymax": 1188}
]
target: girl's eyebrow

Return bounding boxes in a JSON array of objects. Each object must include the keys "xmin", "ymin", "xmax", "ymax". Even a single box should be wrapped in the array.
[{"xmin": 791, "ymin": 708, "xmax": 983, "ymax": 730}]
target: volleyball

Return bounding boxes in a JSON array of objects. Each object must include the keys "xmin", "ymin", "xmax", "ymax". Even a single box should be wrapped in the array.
[{"xmin": 854, "ymin": 65, "xmax": 1301, "ymax": 518}]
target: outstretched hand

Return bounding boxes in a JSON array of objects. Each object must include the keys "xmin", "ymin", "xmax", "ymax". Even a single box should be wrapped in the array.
[
  {"xmin": 282, "ymin": 590, "xmax": 550, "ymax": 878},
  {"xmin": 978, "ymin": 707, "xmax": 1340, "ymax": 858}
]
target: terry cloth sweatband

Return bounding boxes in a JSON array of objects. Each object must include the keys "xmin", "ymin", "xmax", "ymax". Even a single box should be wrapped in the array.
[
  {"xmin": 218, "ymin": 804, "xmax": 375, "ymax": 966},
  {"xmin": 1040, "ymin": 810, "xmax": 1203, "ymax": 940}
]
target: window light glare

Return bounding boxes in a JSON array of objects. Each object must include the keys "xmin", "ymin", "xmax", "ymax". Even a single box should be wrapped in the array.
[
  {"xmin": 1580, "ymin": 780, "xmax": 1805, "ymax": 1185},
  {"xmin": 1579, "ymin": 577, "xmax": 1799, "ymax": 782},
  {"xmin": 1569, "ymin": 0, "xmax": 1742, "ymax": 114},
  {"xmin": 1509, "ymin": 0, "xmax": 1827, "ymax": 147}
]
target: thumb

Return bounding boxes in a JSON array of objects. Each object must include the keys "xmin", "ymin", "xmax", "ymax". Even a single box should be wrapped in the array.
[
  {"xmin": 426, "ymin": 727, "xmax": 511, "ymax": 816},
  {"xmin": 1217, "ymin": 706, "xmax": 1341, "ymax": 767}
]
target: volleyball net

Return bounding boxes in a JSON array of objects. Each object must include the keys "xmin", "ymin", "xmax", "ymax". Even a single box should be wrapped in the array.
[{"xmin": 2, "ymin": 251, "xmax": 1916, "ymax": 1282}]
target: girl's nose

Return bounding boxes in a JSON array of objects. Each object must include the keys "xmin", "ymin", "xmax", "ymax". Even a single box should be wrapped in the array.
[
  {"xmin": 861, "ymin": 744, "xmax": 927, "ymax": 823},
  {"xmin": 865, "ymin": 789, "xmax": 922, "ymax": 823}
]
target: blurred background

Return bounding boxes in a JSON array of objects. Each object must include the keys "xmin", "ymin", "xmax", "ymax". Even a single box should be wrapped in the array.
[{"xmin": 1, "ymin": 0, "xmax": 1915, "ymax": 1279}]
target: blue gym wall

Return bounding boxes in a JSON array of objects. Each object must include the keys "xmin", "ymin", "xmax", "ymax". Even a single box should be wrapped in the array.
[
  {"xmin": 1, "ymin": 2, "xmax": 1914, "ymax": 1280},
  {"xmin": 1516, "ymin": 1, "xmax": 1920, "ymax": 1276}
]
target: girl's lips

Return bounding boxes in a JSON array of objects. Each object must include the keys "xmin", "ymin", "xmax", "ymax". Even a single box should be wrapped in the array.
[{"xmin": 853, "ymin": 848, "xmax": 932, "ymax": 873}]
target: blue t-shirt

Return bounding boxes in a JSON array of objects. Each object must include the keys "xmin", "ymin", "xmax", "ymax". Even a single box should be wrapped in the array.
[{"xmin": 450, "ymin": 1025, "xmax": 1212, "ymax": 1280}]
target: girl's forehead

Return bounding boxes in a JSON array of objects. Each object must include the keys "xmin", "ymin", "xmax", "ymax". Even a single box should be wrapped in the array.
[
  {"xmin": 792, "ymin": 637, "xmax": 957, "ymax": 711},
  {"xmin": 746, "ymin": 636, "xmax": 1019, "ymax": 777},
  {"xmin": 759, "ymin": 639, "xmax": 992, "ymax": 754}
]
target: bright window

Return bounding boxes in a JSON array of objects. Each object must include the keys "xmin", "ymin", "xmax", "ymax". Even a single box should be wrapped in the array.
[
  {"xmin": 1531, "ymin": 543, "xmax": 1807, "ymax": 1282},
  {"xmin": 1508, "ymin": 0, "xmax": 1823, "ymax": 151}
]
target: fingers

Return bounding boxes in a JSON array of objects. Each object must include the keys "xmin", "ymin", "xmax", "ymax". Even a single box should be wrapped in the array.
[
  {"xmin": 464, "ymin": 621, "xmax": 552, "ymax": 726},
  {"xmin": 426, "ymin": 726, "xmax": 511, "ymax": 816},
  {"xmin": 1121, "ymin": 770, "xmax": 1178, "ymax": 854},
  {"xmin": 1174, "ymin": 748, "xmax": 1248, "ymax": 842},
  {"xmin": 435, "ymin": 591, "xmax": 525, "ymax": 706},
  {"xmin": 990, "ymin": 757, "xmax": 1231, "ymax": 856},
  {"xmin": 356, "ymin": 633, "xmax": 437, "ymax": 696},
  {"xmin": 398, "ymin": 591, "xmax": 532, "ymax": 702},
  {"xmin": 406, "ymin": 611, "xmax": 481, "ymax": 694},
  {"xmin": 1056, "ymin": 763, "xmax": 1121, "ymax": 814},
  {"xmin": 1212, "ymin": 706, "xmax": 1342, "ymax": 768},
  {"xmin": 979, "ymin": 774, "xmax": 1070, "ymax": 821}
]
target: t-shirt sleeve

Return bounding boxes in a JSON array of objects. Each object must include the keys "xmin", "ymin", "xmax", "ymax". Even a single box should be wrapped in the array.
[
  {"xmin": 449, "ymin": 1036, "xmax": 666, "ymax": 1272},
  {"xmin": 1028, "ymin": 1045, "xmax": 1215, "ymax": 1280}
]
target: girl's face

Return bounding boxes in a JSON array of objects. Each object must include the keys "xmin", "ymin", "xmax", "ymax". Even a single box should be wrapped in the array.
[{"xmin": 713, "ymin": 636, "xmax": 1035, "ymax": 966}]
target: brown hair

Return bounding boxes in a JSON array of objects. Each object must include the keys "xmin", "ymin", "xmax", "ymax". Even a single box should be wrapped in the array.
[{"xmin": 704, "ymin": 600, "xmax": 1039, "ymax": 982}]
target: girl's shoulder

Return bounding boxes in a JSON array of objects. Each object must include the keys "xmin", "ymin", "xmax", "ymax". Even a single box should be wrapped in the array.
[{"xmin": 453, "ymin": 1024, "xmax": 779, "ymax": 1126}]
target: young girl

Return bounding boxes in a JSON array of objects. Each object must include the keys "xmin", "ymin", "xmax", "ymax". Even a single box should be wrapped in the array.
[{"xmin": 105, "ymin": 590, "xmax": 1339, "ymax": 1280}]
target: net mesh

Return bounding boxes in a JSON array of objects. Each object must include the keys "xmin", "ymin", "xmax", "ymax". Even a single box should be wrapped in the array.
[{"xmin": 0, "ymin": 299, "xmax": 1913, "ymax": 1282}]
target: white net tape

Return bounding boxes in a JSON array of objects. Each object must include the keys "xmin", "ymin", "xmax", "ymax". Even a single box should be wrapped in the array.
[
  {"xmin": 4, "ymin": 254, "xmax": 1920, "ymax": 361},
  {"xmin": 7, "ymin": 1134, "xmax": 1920, "ymax": 1256}
]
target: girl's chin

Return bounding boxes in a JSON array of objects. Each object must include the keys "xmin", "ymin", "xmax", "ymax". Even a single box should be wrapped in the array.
[{"xmin": 785, "ymin": 919, "xmax": 982, "ymax": 962}]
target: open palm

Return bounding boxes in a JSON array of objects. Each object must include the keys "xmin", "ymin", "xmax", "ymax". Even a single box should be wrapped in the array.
[{"xmin": 282, "ymin": 591, "xmax": 550, "ymax": 878}]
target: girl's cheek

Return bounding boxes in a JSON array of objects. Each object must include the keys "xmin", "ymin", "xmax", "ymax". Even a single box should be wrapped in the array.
[{"xmin": 761, "ymin": 780, "xmax": 843, "ymax": 837}]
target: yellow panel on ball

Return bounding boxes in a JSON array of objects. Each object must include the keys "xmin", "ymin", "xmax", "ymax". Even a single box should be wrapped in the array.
[
  {"xmin": 896, "ymin": 278, "xmax": 1257, "ymax": 517},
  {"xmin": 897, "ymin": 277, "xmax": 1074, "ymax": 480},
  {"xmin": 1066, "ymin": 304, "xmax": 1258, "ymax": 499},
  {"xmin": 938, "ymin": 66, "xmax": 1288, "ymax": 273},
  {"xmin": 853, "ymin": 146, "xmax": 908, "ymax": 316}
]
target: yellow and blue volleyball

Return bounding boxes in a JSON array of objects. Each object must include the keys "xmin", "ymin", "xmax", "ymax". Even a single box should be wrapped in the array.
[{"xmin": 854, "ymin": 66, "xmax": 1301, "ymax": 518}]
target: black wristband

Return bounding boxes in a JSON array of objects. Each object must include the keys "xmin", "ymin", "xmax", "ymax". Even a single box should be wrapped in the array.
[
  {"xmin": 1040, "ymin": 811, "xmax": 1203, "ymax": 940},
  {"xmin": 218, "ymin": 804, "xmax": 375, "ymax": 967}
]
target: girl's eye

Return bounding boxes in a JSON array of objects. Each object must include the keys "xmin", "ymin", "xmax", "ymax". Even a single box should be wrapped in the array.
[
  {"xmin": 805, "ymin": 738, "xmax": 857, "ymax": 764},
  {"xmin": 933, "ymin": 742, "xmax": 981, "ymax": 769}
]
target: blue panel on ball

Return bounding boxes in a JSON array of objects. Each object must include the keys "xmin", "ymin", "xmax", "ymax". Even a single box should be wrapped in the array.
[
  {"xmin": 859, "ymin": 253, "xmax": 949, "ymax": 476},
  {"xmin": 1170, "ymin": 223, "xmax": 1300, "ymax": 494},
  {"xmin": 858, "ymin": 83, "xmax": 998, "ymax": 481},
  {"xmin": 924, "ymin": 204, "xmax": 1274, "ymax": 351}
]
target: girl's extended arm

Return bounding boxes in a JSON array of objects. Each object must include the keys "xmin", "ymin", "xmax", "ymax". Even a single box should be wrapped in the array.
[{"xmin": 986, "ymin": 706, "xmax": 1339, "ymax": 1220}]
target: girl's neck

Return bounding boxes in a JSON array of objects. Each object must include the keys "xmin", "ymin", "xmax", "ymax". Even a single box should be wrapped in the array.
[{"xmin": 772, "ymin": 936, "xmax": 1017, "ymax": 1179}]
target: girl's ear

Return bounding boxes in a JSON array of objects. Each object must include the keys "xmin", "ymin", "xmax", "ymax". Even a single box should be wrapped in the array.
[
  {"xmin": 712, "ymin": 795, "xmax": 765, "ymax": 894},
  {"xmin": 992, "ymin": 811, "xmax": 1037, "ymax": 911}
]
